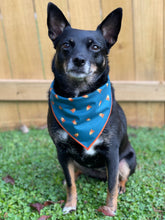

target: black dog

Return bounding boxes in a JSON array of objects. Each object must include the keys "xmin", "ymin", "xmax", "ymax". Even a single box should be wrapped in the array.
[{"xmin": 47, "ymin": 2, "xmax": 136, "ymax": 217}]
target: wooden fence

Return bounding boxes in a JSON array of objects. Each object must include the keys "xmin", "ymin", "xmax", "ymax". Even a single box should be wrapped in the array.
[{"xmin": 0, "ymin": 0, "xmax": 165, "ymax": 130}]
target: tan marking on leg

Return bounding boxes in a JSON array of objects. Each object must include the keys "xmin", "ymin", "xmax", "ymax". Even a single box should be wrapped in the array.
[
  {"xmin": 118, "ymin": 179, "xmax": 127, "ymax": 194},
  {"xmin": 63, "ymin": 161, "xmax": 77, "ymax": 213},
  {"xmin": 98, "ymin": 172, "xmax": 118, "ymax": 216},
  {"xmin": 119, "ymin": 159, "xmax": 130, "ymax": 194},
  {"xmin": 98, "ymin": 167, "xmax": 119, "ymax": 216},
  {"xmin": 106, "ymin": 174, "xmax": 119, "ymax": 212},
  {"xmin": 75, "ymin": 169, "xmax": 82, "ymax": 181}
]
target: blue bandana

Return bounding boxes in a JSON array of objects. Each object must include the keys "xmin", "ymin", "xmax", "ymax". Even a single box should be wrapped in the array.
[{"xmin": 49, "ymin": 77, "xmax": 112, "ymax": 150}]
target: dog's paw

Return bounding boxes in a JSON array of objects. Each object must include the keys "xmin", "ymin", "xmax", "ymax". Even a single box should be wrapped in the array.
[
  {"xmin": 63, "ymin": 206, "xmax": 76, "ymax": 214},
  {"xmin": 119, "ymin": 185, "xmax": 126, "ymax": 194},
  {"xmin": 118, "ymin": 180, "xmax": 126, "ymax": 194},
  {"xmin": 97, "ymin": 206, "xmax": 116, "ymax": 217}
]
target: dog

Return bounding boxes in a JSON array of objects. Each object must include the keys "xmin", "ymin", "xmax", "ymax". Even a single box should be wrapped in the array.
[{"xmin": 47, "ymin": 2, "xmax": 136, "ymax": 217}]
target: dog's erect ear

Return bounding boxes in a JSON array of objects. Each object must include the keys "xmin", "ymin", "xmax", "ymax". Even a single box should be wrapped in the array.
[
  {"xmin": 47, "ymin": 2, "xmax": 70, "ymax": 41},
  {"xmin": 97, "ymin": 8, "xmax": 122, "ymax": 48}
]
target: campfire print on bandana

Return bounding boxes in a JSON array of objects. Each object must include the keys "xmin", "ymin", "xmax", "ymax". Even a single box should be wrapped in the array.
[{"xmin": 49, "ymin": 77, "xmax": 113, "ymax": 150}]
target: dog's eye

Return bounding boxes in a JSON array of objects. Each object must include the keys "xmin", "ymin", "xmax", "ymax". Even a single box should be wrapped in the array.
[
  {"xmin": 91, "ymin": 44, "xmax": 100, "ymax": 51},
  {"xmin": 62, "ymin": 42, "xmax": 70, "ymax": 49}
]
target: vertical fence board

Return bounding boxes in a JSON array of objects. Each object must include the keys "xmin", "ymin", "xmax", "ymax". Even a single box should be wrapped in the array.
[
  {"xmin": 133, "ymin": 0, "xmax": 164, "ymax": 127},
  {"xmin": 0, "ymin": 0, "xmax": 43, "ymax": 79},
  {"xmin": 0, "ymin": 18, "xmax": 11, "ymax": 79},
  {"xmin": 133, "ymin": 0, "xmax": 164, "ymax": 81},
  {"xmin": 1, "ymin": 0, "xmax": 47, "ymax": 128},
  {"xmin": 0, "ymin": 5, "xmax": 21, "ymax": 129},
  {"xmin": 136, "ymin": 103, "xmax": 164, "ymax": 127},
  {"xmin": 0, "ymin": 102, "xmax": 20, "ymax": 129},
  {"xmin": 137, "ymin": 103, "xmax": 165, "ymax": 127},
  {"xmin": 120, "ymin": 102, "xmax": 137, "ymax": 127},
  {"xmin": 23, "ymin": 1, "xmax": 69, "ymax": 129},
  {"xmin": 0, "ymin": 0, "xmax": 164, "ymax": 129},
  {"xmin": 101, "ymin": 0, "xmax": 135, "ymax": 81},
  {"xmin": 18, "ymin": 102, "xmax": 47, "ymax": 127},
  {"xmin": 35, "ymin": 0, "xmax": 68, "ymax": 80},
  {"xmin": 68, "ymin": 0, "xmax": 101, "ymax": 30},
  {"xmin": 164, "ymin": 0, "xmax": 165, "ymax": 125},
  {"xmin": 102, "ymin": 0, "xmax": 137, "ymax": 127}
]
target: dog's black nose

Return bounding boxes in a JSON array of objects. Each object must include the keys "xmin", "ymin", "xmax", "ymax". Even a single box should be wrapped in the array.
[{"xmin": 73, "ymin": 57, "xmax": 85, "ymax": 67}]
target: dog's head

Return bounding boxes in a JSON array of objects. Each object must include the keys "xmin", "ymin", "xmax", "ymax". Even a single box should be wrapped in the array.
[{"xmin": 47, "ymin": 2, "xmax": 122, "ymax": 94}]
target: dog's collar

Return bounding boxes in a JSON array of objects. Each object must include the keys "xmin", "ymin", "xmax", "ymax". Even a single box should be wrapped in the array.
[{"xmin": 49, "ymin": 77, "xmax": 112, "ymax": 150}]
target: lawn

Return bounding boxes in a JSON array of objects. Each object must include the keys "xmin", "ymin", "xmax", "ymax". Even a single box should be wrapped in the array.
[{"xmin": 0, "ymin": 127, "xmax": 164, "ymax": 220}]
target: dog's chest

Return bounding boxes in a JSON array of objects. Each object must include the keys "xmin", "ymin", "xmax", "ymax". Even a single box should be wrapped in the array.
[
  {"xmin": 54, "ymin": 129, "xmax": 104, "ymax": 160},
  {"xmin": 49, "ymin": 78, "xmax": 112, "ymax": 151},
  {"xmin": 56, "ymin": 129, "xmax": 103, "ymax": 156},
  {"xmin": 84, "ymin": 138, "xmax": 103, "ymax": 156}
]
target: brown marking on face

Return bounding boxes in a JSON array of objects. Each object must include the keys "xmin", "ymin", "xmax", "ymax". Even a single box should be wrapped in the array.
[
  {"xmin": 90, "ymin": 64, "xmax": 97, "ymax": 73},
  {"xmin": 64, "ymin": 161, "xmax": 77, "ymax": 209},
  {"xmin": 63, "ymin": 61, "xmax": 67, "ymax": 73},
  {"xmin": 102, "ymin": 57, "xmax": 106, "ymax": 67}
]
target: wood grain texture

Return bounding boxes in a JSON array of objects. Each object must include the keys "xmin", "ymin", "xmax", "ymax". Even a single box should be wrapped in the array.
[
  {"xmin": 35, "ymin": 0, "xmax": 69, "ymax": 80},
  {"xmin": 0, "ymin": 6, "xmax": 20, "ymax": 129},
  {"xmin": 120, "ymin": 102, "xmax": 137, "ymax": 126},
  {"xmin": 164, "ymin": 0, "xmax": 165, "ymax": 125},
  {"xmin": 0, "ymin": 102, "xmax": 20, "ymax": 130},
  {"xmin": 133, "ymin": 0, "xmax": 164, "ymax": 127},
  {"xmin": 101, "ymin": 0, "xmax": 135, "ymax": 80},
  {"xmin": 164, "ymin": 0, "xmax": 165, "ymax": 80},
  {"xmin": 0, "ymin": 0, "xmax": 43, "ymax": 79},
  {"xmin": 133, "ymin": 0, "xmax": 164, "ymax": 81},
  {"xmin": 0, "ymin": 13, "xmax": 11, "ymax": 78},
  {"xmin": 0, "ymin": 0, "xmax": 164, "ymax": 128},
  {"xmin": 0, "ymin": 102, "xmax": 47, "ymax": 131},
  {"xmin": 0, "ymin": 80, "xmax": 164, "ymax": 101},
  {"xmin": 0, "ymin": 80, "xmax": 49, "ymax": 101},
  {"xmin": 68, "ymin": 0, "xmax": 101, "ymax": 30},
  {"xmin": 0, "ymin": 0, "xmax": 47, "ymax": 129},
  {"xmin": 18, "ymin": 102, "xmax": 47, "ymax": 127},
  {"xmin": 136, "ymin": 103, "xmax": 165, "ymax": 127}
]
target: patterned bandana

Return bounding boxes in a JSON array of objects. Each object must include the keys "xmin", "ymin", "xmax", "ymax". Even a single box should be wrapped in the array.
[{"xmin": 49, "ymin": 77, "xmax": 112, "ymax": 150}]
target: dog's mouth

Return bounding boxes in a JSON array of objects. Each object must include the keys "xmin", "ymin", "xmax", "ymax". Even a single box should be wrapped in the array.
[
  {"xmin": 65, "ymin": 61, "xmax": 97, "ymax": 80},
  {"xmin": 66, "ymin": 70, "xmax": 92, "ymax": 79}
]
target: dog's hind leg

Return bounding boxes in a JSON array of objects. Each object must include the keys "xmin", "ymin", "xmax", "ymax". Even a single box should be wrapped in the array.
[
  {"xmin": 118, "ymin": 159, "xmax": 130, "ymax": 194},
  {"xmin": 119, "ymin": 145, "xmax": 136, "ymax": 194}
]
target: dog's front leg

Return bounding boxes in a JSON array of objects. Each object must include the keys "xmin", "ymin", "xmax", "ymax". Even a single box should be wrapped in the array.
[
  {"xmin": 106, "ymin": 153, "xmax": 119, "ymax": 215},
  {"xmin": 57, "ymin": 151, "xmax": 77, "ymax": 214},
  {"xmin": 98, "ymin": 149, "xmax": 119, "ymax": 217},
  {"xmin": 64, "ymin": 161, "xmax": 77, "ymax": 214}
]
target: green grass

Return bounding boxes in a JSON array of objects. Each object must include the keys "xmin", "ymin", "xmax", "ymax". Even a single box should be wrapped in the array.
[{"xmin": 0, "ymin": 127, "xmax": 164, "ymax": 220}]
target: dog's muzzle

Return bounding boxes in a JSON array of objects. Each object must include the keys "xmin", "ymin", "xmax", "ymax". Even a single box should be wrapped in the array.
[{"xmin": 66, "ymin": 58, "xmax": 91, "ymax": 79}]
